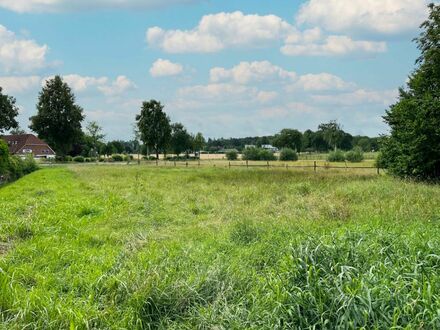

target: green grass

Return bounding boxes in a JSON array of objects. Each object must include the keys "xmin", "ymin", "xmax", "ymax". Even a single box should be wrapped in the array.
[{"xmin": 1, "ymin": 165, "xmax": 440, "ymax": 329}]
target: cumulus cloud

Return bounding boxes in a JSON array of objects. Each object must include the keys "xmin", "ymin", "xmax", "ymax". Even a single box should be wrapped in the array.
[
  {"xmin": 287, "ymin": 73, "xmax": 356, "ymax": 91},
  {"xmin": 0, "ymin": 0, "xmax": 201, "ymax": 13},
  {"xmin": 0, "ymin": 25, "xmax": 48, "ymax": 74},
  {"xmin": 41, "ymin": 74, "xmax": 136, "ymax": 96},
  {"xmin": 150, "ymin": 58, "xmax": 183, "ymax": 77},
  {"xmin": 296, "ymin": 0, "xmax": 430, "ymax": 35},
  {"xmin": 311, "ymin": 89, "xmax": 398, "ymax": 106},
  {"xmin": 208, "ymin": 61, "xmax": 355, "ymax": 92},
  {"xmin": 210, "ymin": 61, "xmax": 296, "ymax": 84},
  {"xmin": 281, "ymin": 35, "xmax": 386, "ymax": 56},
  {"xmin": 97, "ymin": 75, "xmax": 136, "ymax": 96},
  {"xmin": 177, "ymin": 83, "xmax": 258, "ymax": 101},
  {"xmin": 0, "ymin": 76, "xmax": 40, "ymax": 93},
  {"xmin": 147, "ymin": 11, "xmax": 293, "ymax": 53}
]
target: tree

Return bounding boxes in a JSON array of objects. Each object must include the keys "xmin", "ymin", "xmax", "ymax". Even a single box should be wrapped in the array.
[
  {"xmin": 193, "ymin": 132, "xmax": 206, "ymax": 156},
  {"xmin": 9, "ymin": 126, "xmax": 26, "ymax": 135},
  {"xmin": 0, "ymin": 87, "xmax": 19, "ymax": 134},
  {"xmin": 273, "ymin": 129, "xmax": 302, "ymax": 151},
  {"xmin": 381, "ymin": 3, "xmax": 440, "ymax": 179},
  {"xmin": 170, "ymin": 122, "xmax": 192, "ymax": 157},
  {"xmin": 136, "ymin": 100, "xmax": 171, "ymax": 160},
  {"xmin": 85, "ymin": 121, "xmax": 105, "ymax": 158},
  {"xmin": 29, "ymin": 76, "xmax": 84, "ymax": 156},
  {"xmin": 318, "ymin": 120, "xmax": 344, "ymax": 151}
]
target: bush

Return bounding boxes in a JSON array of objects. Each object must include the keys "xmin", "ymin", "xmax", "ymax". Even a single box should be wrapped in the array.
[
  {"xmin": 225, "ymin": 149, "xmax": 238, "ymax": 161},
  {"xmin": 259, "ymin": 149, "xmax": 277, "ymax": 161},
  {"xmin": 99, "ymin": 157, "xmax": 105, "ymax": 162},
  {"xmin": 22, "ymin": 155, "xmax": 38, "ymax": 174},
  {"xmin": 111, "ymin": 154, "xmax": 124, "ymax": 162},
  {"xmin": 143, "ymin": 156, "xmax": 157, "ymax": 161},
  {"xmin": 73, "ymin": 156, "xmax": 85, "ymax": 163},
  {"xmin": 123, "ymin": 155, "xmax": 134, "ymax": 161},
  {"xmin": 242, "ymin": 147, "xmax": 276, "ymax": 161},
  {"xmin": 345, "ymin": 147, "xmax": 364, "ymax": 163},
  {"xmin": 327, "ymin": 150, "xmax": 346, "ymax": 162},
  {"xmin": 279, "ymin": 148, "xmax": 298, "ymax": 161}
]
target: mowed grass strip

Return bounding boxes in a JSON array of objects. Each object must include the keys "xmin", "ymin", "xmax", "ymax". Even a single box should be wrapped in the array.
[{"xmin": 1, "ymin": 165, "xmax": 440, "ymax": 329}]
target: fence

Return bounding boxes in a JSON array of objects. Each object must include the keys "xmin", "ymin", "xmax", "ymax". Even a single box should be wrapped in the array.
[{"xmin": 138, "ymin": 159, "xmax": 382, "ymax": 174}]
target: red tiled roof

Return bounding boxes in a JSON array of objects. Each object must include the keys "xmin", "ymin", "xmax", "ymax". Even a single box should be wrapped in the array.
[{"xmin": 1, "ymin": 134, "xmax": 56, "ymax": 156}]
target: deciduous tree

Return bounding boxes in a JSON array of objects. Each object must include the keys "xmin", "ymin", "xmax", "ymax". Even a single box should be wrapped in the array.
[
  {"xmin": 29, "ymin": 76, "xmax": 84, "ymax": 156},
  {"xmin": 136, "ymin": 100, "xmax": 171, "ymax": 160},
  {"xmin": 381, "ymin": 3, "xmax": 440, "ymax": 179},
  {"xmin": 0, "ymin": 87, "xmax": 19, "ymax": 134}
]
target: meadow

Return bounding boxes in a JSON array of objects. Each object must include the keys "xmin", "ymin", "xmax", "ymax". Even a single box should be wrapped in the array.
[{"xmin": 1, "ymin": 165, "xmax": 440, "ymax": 329}]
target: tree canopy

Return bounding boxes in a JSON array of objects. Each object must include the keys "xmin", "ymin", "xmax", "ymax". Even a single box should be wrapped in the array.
[
  {"xmin": 136, "ymin": 100, "xmax": 171, "ymax": 159},
  {"xmin": 170, "ymin": 122, "xmax": 192, "ymax": 156},
  {"xmin": 0, "ymin": 87, "xmax": 19, "ymax": 134},
  {"xmin": 381, "ymin": 3, "xmax": 440, "ymax": 179},
  {"xmin": 29, "ymin": 76, "xmax": 84, "ymax": 156},
  {"xmin": 273, "ymin": 129, "xmax": 302, "ymax": 151}
]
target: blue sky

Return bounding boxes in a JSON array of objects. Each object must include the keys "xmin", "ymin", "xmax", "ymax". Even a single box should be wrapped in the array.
[{"xmin": 0, "ymin": 0, "xmax": 432, "ymax": 140}]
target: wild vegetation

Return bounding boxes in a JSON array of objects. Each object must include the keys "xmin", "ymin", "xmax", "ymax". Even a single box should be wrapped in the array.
[{"xmin": 1, "ymin": 165, "xmax": 440, "ymax": 328}]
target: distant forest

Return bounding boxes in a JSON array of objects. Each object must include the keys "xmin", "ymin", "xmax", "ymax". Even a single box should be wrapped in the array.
[{"xmin": 206, "ymin": 130, "xmax": 380, "ymax": 153}]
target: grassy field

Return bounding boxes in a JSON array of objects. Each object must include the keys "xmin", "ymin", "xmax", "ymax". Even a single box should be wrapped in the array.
[{"xmin": 1, "ymin": 165, "xmax": 440, "ymax": 329}]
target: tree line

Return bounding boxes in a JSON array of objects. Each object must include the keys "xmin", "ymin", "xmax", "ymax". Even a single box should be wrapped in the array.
[{"xmin": 206, "ymin": 125, "xmax": 380, "ymax": 153}]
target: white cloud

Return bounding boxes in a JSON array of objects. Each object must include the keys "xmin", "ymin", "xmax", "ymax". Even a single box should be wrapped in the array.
[
  {"xmin": 287, "ymin": 73, "xmax": 356, "ymax": 91},
  {"xmin": 0, "ymin": 75, "xmax": 40, "ymax": 93},
  {"xmin": 60, "ymin": 74, "xmax": 108, "ymax": 92},
  {"xmin": 281, "ymin": 35, "xmax": 386, "ymax": 56},
  {"xmin": 311, "ymin": 88, "xmax": 398, "ymax": 106},
  {"xmin": 97, "ymin": 76, "xmax": 136, "ymax": 96},
  {"xmin": 147, "ymin": 11, "xmax": 293, "ymax": 53},
  {"xmin": 0, "ymin": 25, "xmax": 48, "ymax": 74},
  {"xmin": 210, "ymin": 61, "xmax": 296, "ymax": 84},
  {"xmin": 0, "ymin": 0, "xmax": 201, "ymax": 13},
  {"xmin": 177, "ymin": 83, "xmax": 257, "ymax": 101},
  {"xmin": 41, "ymin": 74, "xmax": 136, "ymax": 96},
  {"xmin": 257, "ymin": 91, "xmax": 278, "ymax": 103},
  {"xmin": 259, "ymin": 102, "xmax": 319, "ymax": 118},
  {"xmin": 150, "ymin": 58, "xmax": 183, "ymax": 77},
  {"xmin": 296, "ymin": 0, "xmax": 430, "ymax": 35}
]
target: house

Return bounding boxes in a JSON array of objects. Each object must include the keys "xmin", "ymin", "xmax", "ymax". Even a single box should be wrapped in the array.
[
  {"xmin": 261, "ymin": 144, "xmax": 278, "ymax": 152},
  {"xmin": 2, "ymin": 134, "xmax": 56, "ymax": 159}
]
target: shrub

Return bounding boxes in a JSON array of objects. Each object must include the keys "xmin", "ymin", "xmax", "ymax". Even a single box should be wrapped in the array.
[
  {"xmin": 259, "ymin": 149, "xmax": 277, "ymax": 161},
  {"xmin": 0, "ymin": 139, "xmax": 9, "ymax": 176},
  {"xmin": 345, "ymin": 147, "xmax": 364, "ymax": 162},
  {"xmin": 279, "ymin": 148, "xmax": 298, "ymax": 161},
  {"xmin": 22, "ymin": 155, "xmax": 38, "ymax": 174},
  {"xmin": 242, "ymin": 147, "xmax": 276, "ymax": 161},
  {"xmin": 112, "ymin": 154, "xmax": 124, "ymax": 162},
  {"xmin": 123, "ymin": 155, "xmax": 134, "ymax": 161},
  {"xmin": 225, "ymin": 149, "xmax": 238, "ymax": 161},
  {"xmin": 143, "ymin": 156, "xmax": 157, "ymax": 161},
  {"xmin": 73, "ymin": 156, "xmax": 85, "ymax": 163},
  {"xmin": 327, "ymin": 150, "xmax": 345, "ymax": 162},
  {"xmin": 242, "ymin": 147, "xmax": 260, "ymax": 161},
  {"xmin": 65, "ymin": 155, "xmax": 73, "ymax": 162},
  {"xmin": 99, "ymin": 157, "xmax": 105, "ymax": 162}
]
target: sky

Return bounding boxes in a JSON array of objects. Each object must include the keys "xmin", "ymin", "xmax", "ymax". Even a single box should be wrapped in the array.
[{"xmin": 0, "ymin": 0, "xmax": 433, "ymax": 140}]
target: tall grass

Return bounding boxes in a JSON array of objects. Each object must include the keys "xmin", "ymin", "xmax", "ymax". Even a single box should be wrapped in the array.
[{"xmin": 0, "ymin": 166, "xmax": 440, "ymax": 328}]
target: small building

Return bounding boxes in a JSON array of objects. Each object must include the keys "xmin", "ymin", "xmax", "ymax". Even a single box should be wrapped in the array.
[
  {"xmin": 244, "ymin": 144, "xmax": 256, "ymax": 149},
  {"xmin": 2, "ymin": 134, "xmax": 56, "ymax": 159},
  {"xmin": 261, "ymin": 144, "xmax": 278, "ymax": 152}
]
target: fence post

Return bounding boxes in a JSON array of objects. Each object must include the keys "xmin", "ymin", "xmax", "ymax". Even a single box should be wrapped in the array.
[
  {"xmin": 156, "ymin": 159, "xmax": 158, "ymax": 166},
  {"xmin": 229, "ymin": 161, "xmax": 231, "ymax": 169},
  {"xmin": 314, "ymin": 161, "xmax": 317, "ymax": 172},
  {"xmin": 174, "ymin": 161, "xmax": 176, "ymax": 167},
  {"xmin": 267, "ymin": 161, "xmax": 269, "ymax": 169},
  {"xmin": 246, "ymin": 160, "xmax": 249, "ymax": 168},
  {"xmin": 286, "ymin": 163, "xmax": 288, "ymax": 170},
  {"xmin": 186, "ymin": 161, "xmax": 188, "ymax": 168},
  {"xmin": 377, "ymin": 165, "xmax": 380, "ymax": 175},
  {"xmin": 198, "ymin": 160, "xmax": 200, "ymax": 167}
]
